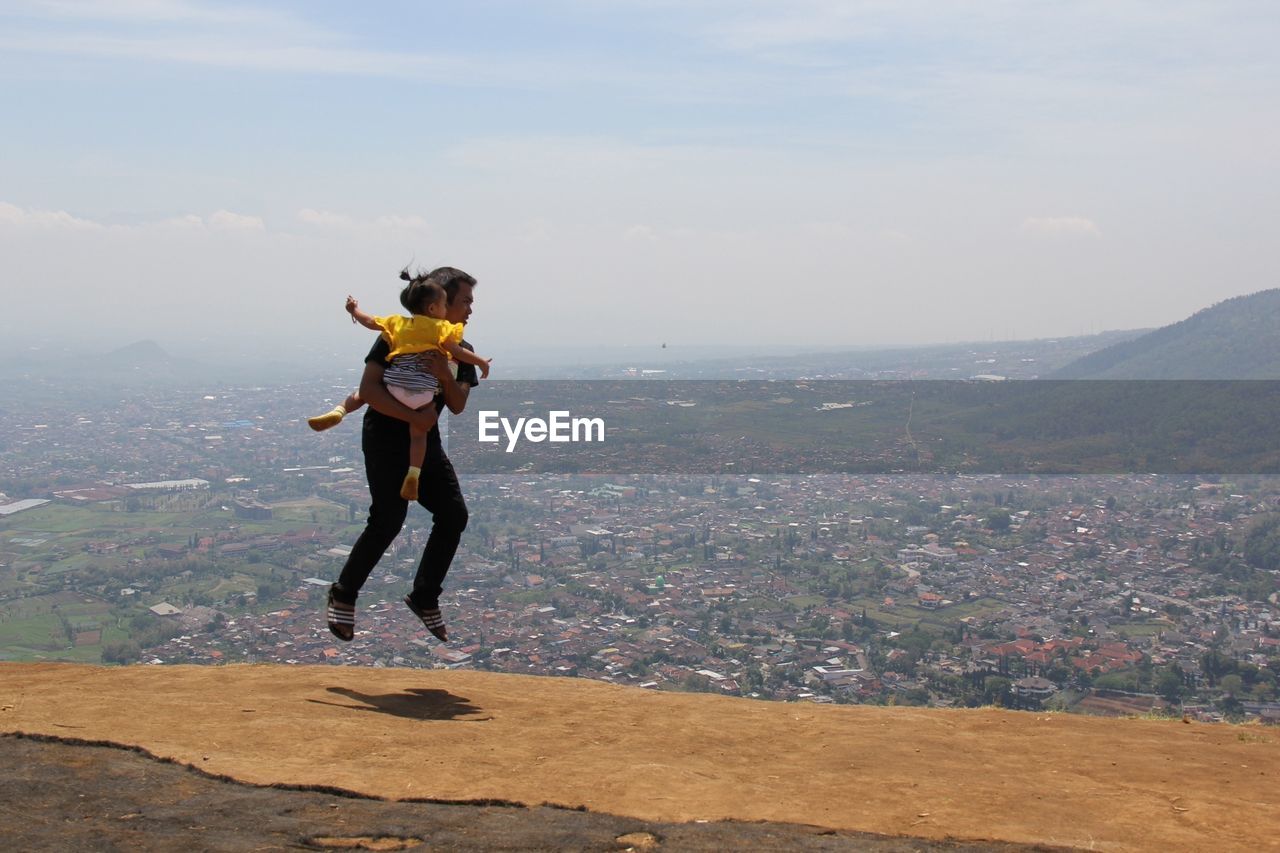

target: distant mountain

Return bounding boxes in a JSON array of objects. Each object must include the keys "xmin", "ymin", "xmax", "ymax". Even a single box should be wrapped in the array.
[
  {"xmin": 1052, "ymin": 289, "xmax": 1280, "ymax": 379},
  {"xmin": 1, "ymin": 338, "xmax": 292, "ymax": 395},
  {"xmin": 102, "ymin": 339, "xmax": 172, "ymax": 366}
]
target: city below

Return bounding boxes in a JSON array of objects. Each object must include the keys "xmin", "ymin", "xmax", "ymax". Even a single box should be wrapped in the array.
[{"xmin": 1, "ymin": 375, "xmax": 1277, "ymax": 725}]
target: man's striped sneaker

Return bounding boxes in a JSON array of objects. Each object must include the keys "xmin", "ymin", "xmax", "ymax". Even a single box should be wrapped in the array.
[
  {"xmin": 326, "ymin": 586, "xmax": 355, "ymax": 642},
  {"xmin": 403, "ymin": 595, "xmax": 448, "ymax": 642}
]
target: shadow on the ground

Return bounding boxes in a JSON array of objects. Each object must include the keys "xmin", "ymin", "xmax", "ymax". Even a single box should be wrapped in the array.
[{"xmin": 308, "ymin": 687, "xmax": 492, "ymax": 721}]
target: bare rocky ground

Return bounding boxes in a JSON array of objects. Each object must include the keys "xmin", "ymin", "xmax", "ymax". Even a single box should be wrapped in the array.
[
  {"xmin": 2, "ymin": 734, "xmax": 1060, "ymax": 852},
  {"xmin": 5, "ymin": 663, "xmax": 1278, "ymax": 851}
]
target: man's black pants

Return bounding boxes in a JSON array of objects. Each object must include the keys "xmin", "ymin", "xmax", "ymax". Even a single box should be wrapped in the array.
[{"xmin": 335, "ymin": 418, "xmax": 468, "ymax": 608}]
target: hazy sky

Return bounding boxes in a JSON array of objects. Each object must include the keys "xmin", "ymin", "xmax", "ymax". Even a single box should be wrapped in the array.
[{"xmin": 2, "ymin": 1, "xmax": 1277, "ymax": 363}]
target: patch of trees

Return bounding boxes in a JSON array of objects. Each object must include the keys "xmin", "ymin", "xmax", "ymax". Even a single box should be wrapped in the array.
[
  {"xmin": 1200, "ymin": 650, "xmax": 1277, "ymax": 701},
  {"xmin": 121, "ymin": 612, "xmax": 184, "ymax": 653},
  {"xmin": 101, "ymin": 639, "xmax": 142, "ymax": 664},
  {"xmin": 1243, "ymin": 513, "xmax": 1280, "ymax": 571}
]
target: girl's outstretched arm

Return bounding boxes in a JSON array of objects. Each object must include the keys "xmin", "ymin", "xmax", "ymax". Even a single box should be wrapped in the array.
[
  {"xmin": 442, "ymin": 340, "xmax": 491, "ymax": 378},
  {"xmin": 346, "ymin": 296, "xmax": 384, "ymax": 332}
]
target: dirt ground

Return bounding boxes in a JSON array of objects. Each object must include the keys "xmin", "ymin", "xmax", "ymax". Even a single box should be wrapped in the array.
[
  {"xmin": 0, "ymin": 735, "xmax": 1060, "ymax": 852},
  {"xmin": 2, "ymin": 663, "xmax": 1277, "ymax": 851}
]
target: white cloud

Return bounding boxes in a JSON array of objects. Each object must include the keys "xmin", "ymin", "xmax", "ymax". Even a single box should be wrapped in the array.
[
  {"xmin": 0, "ymin": 201, "xmax": 102, "ymax": 229},
  {"xmin": 158, "ymin": 213, "xmax": 205, "ymax": 229},
  {"xmin": 0, "ymin": 32, "xmax": 453, "ymax": 76},
  {"xmin": 208, "ymin": 209, "xmax": 264, "ymax": 231},
  {"xmin": 0, "ymin": 204, "xmax": 271, "ymax": 232},
  {"xmin": 1020, "ymin": 216, "xmax": 1101, "ymax": 238},
  {"xmin": 3, "ymin": 3, "xmax": 1277, "ymax": 354},
  {"xmin": 0, "ymin": 201, "xmax": 428, "ymax": 239},
  {"xmin": 0, "ymin": 203, "xmax": 266, "ymax": 233},
  {"xmin": 297, "ymin": 208, "xmax": 355, "ymax": 228},
  {"xmin": 0, "ymin": 0, "xmax": 475, "ymax": 80},
  {"xmin": 695, "ymin": 0, "xmax": 1246, "ymax": 58},
  {"xmin": 10, "ymin": 0, "xmax": 319, "ymax": 31},
  {"xmin": 7, "ymin": 0, "xmax": 1269, "ymax": 122}
]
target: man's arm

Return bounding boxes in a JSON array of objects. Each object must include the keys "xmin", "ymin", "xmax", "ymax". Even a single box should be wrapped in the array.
[
  {"xmin": 358, "ymin": 360, "xmax": 439, "ymax": 430},
  {"xmin": 422, "ymin": 352, "xmax": 471, "ymax": 415}
]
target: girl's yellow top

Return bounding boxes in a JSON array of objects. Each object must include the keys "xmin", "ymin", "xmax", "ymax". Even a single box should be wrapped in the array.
[{"xmin": 373, "ymin": 314, "xmax": 465, "ymax": 361}]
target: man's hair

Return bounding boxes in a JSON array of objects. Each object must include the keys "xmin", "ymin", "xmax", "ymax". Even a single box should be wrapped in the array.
[
  {"xmin": 399, "ymin": 265, "xmax": 476, "ymax": 308},
  {"xmin": 427, "ymin": 266, "xmax": 477, "ymax": 304}
]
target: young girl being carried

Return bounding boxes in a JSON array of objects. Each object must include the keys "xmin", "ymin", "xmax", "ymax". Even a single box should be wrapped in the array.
[{"xmin": 309, "ymin": 272, "xmax": 490, "ymax": 500}]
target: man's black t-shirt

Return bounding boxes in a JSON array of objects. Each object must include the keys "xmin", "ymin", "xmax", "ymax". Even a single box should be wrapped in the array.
[{"xmin": 362, "ymin": 337, "xmax": 479, "ymax": 451}]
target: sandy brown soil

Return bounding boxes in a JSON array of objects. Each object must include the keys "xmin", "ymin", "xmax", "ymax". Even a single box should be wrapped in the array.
[
  {"xmin": 0, "ymin": 734, "xmax": 1055, "ymax": 852},
  {"xmin": 2, "ymin": 663, "xmax": 1277, "ymax": 851}
]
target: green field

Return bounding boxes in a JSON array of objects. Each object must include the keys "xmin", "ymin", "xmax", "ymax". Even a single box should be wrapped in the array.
[
  {"xmin": 0, "ymin": 611, "xmax": 65, "ymax": 653},
  {"xmin": 1, "ymin": 498, "xmax": 360, "ymax": 541},
  {"xmin": 2, "ymin": 503, "xmax": 190, "ymax": 534},
  {"xmin": 0, "ymin": 589, "xmax": 124, "ymax": 661},
  {"xmin": 847, "ymin": 595, "xmax": 1009, "ymax": 633},
  {"xmin": 1112, "ymin": 620, "xmax": 1170, "ymax": 638},
  {"xmin": 0, "ymin": 498, "xmax": 362, "ymax": 662},
  {"xmin": 269, "ymin": 497, "xmax": 351, "ymax": 525},
  {"xmin": 44, "ymin": 552, "xmax": 98, "ymax": 574}
]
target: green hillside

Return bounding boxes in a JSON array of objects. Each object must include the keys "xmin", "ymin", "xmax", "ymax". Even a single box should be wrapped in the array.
[{"xmin": 1052, "ymin": 289, "xmax": 1280, "ymax": 378}]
